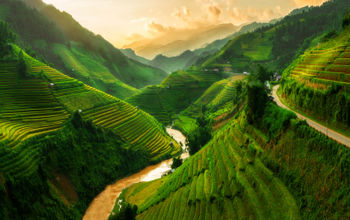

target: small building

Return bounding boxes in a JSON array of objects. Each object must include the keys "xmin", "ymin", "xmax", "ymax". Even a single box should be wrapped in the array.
[
  {"xmin": 49, "ymin": 83, "xmax": 55, "ymax": 88},
  {"xmin": 243, "ymin": 72, "xmax": 250, "ymax": 75},
  {"xmin": 276, "ymin": 76, "xmax": 282, "ymax": 81},
  {"xmin": 78, "ymin": 109, "xmax": 83, "ymax": 113},
  {"xmin": 213, "ymin": 68, "xmax": 219, "ymax": 72}
]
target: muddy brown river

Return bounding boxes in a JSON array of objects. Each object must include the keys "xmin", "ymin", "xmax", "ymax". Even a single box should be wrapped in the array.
[{"xmin": 83, "ymin": 128, "xmax": 188, "ymax": 220}]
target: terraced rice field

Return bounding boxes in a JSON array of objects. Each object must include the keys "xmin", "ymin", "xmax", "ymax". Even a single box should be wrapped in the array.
[
  {"xmin": 0, "ymin": 53, "xmax": 180, "ymax": 178},
  {"xmin": 0, "ymin": 61, "xmax": 70, "ymax": 178},
  {"xmin": 30, "ymin": 60, "xmax": 181, "ymax": 160},
  {"xmin": 127, "ymin": 69, "xmax": 231, "ymax": 124},
  {"xmin": 118, "ymin": 119, "xmax": 300, "ymax": 220},
  {"xmin": 290, "ymin": 45, "xmax": 350, "ymax": 87}
]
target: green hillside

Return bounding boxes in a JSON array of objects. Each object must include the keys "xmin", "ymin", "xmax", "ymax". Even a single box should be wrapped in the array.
[
  {"xmin": 122, "ymin": 22, "xmax": 270, "ymax": 74},
  {"xmin": 202, "ymin": 0, "xmax": 350, "ymax": 73},
  {"xmin": 112, "ymin": 100, "xmax": 349, "ymax": 220},
  {"xmin": 280, "ymin": 24, "xmax": 350, "ymax": 136},
  {"xmin": 127, "ymin": 67, "xmax": 233, "ymax": 124},
  {"xmin": 0, "ymin": 0, "xmax": 168, "ymax": 99},
  {"xmin": 0, "ymin": 43, "xmax": 180, "ymax": 218},
  {"xmin": 173, "ymin": 75, "xmax": 245, "ymax": 135}
]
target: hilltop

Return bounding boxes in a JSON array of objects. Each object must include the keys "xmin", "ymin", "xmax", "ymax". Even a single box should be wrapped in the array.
[{"xmin": 0, "ymin": 0, "xmax": 167, "ymax": 99}]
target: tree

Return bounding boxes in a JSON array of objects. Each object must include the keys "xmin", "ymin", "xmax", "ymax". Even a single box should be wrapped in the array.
[
  {"xmin": 0, "ymin": 21, "xmax": 16, "ymax": 57},
  {"xmin": 110, "ymin": 204, "xmax": 137, "ymax": 220},
  {"xmin": 186, "ymin": 115, "xmax": 212, "ymax": 155},
  {"xmin": 247, "ymin": 81, "xmax": 268, "ymax": 123},
  {"xmin": 17, "ymin": 50, "xmax": 28, "ymax": 78},
  {"xmin": 255, "ymin": 65, "xmax": 273, "ymax": 83},
  {"xmin": 171, "ymin": 157, "xmax": 182, "ymax": 169},
  {"xmin": 342, "ymin": 12, "xmax": 350, "ymax": 29}
]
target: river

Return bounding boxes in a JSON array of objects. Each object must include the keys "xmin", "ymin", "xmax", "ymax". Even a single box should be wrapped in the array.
[{"xmin": 83, "ymin": 128, "xmax": 189, "ymax": 220}]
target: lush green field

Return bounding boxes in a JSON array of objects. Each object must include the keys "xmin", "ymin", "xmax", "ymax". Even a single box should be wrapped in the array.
[
  {"xmin": 127, "ymin": 68, "xmax": 233, "ymax": 125},
  {"xmin": 112, "ymin": 98, "xmax": 350, "ymax": 220},
  {"xmin": 280, "ymin": 27, "xmax": 350, "ymax": 136},
  {"xmin": 0, "ymin": 46, "xmax": 180, "ymax": 181},
  {"xmin": 112, "ymin": 108, "xmax": 301, "ymax": 220},
  {"xmin": 173, "ymin": 75, "xmax": 245, "ymax": 135}
]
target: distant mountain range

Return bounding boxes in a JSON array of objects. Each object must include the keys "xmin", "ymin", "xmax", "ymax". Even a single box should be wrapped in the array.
[
  {"xmin": 123, "ymin": 23, "xmax": 238, "ymax": 59},
  {"xmin": 121, "ymin": 22, "xmax": 275, "ymax": 73}
]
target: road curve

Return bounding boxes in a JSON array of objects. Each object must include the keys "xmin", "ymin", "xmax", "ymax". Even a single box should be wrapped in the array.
[{"xmin": 272, "ymin": 85, "xmax": 350, "ymax": 148}]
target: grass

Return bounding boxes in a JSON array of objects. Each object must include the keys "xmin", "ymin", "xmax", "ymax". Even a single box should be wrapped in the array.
[
  {"xmin": 112, "ymin": 115, "xmax": 300, "ymax": 220},
  {"xmin": 280, "ymin": 28, "xmax": 350, "ymax": 136},
  {"xmin": 173, "ymin": 75, "xmax": 245, "ymax": 135},
  {"xmin": 0, "ymin": 46, "xmax": 181, "ymax": 179},
  {"xmin": 277, "ymin": 87, "xmax": 350, "ymax": 138},
  {"xmin": 127, "ymin": 69, "xmax": 232, "ymax": 125},
  {"xmin": 53, "ymin": 43, "xmax": 138, "ymax": 100}
]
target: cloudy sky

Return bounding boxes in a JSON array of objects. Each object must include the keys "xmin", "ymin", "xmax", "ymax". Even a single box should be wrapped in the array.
[{"xmin": 42, "ymin": 0, "xmax": 328, "ymax": 47}]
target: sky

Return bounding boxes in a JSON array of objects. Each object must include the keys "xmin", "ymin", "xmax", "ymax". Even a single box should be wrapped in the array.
[{"xmin": 42, "ymin": 0, "xmax": 328, "ymax": 47}]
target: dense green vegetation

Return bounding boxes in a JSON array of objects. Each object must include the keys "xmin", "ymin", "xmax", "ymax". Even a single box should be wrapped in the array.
[
  {"xmin": 127, "ymin": 68, "xmax": 232, "ymax": 124},
  {"xmin": 0, "ymin": 43, "xmax": 180, "ymax": 219},
  {"xmin": 113, "ymin": 68, "xmax": 349, "ymax": 219},
  {"xmin": 0, "ymin": 20, "xmax": 15, "ymax": 58},
  {"xmin": 0, "ymin": 0, "xmax": 168, "ymax": 99},
  {"xmin": 280, "ymin": 23, "xmax": 350, "ymax": 136},
  {"xmin": 202, "ymin": 0, "xmax": 350, "ymax": 73},
  {"xmin": 186, "ymin": 114, "xmax": 212, "ymax": 155},
  {"xmin": 0, "ymin": 112, "xmax": 151, "ymax": 219},
  {"xmin": 173, "ymin": 75, "xmax": 246, "ymax": 135}
]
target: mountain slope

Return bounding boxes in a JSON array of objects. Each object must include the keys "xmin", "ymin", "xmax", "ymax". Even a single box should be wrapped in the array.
[
  {"xmin": 173, "ymin": 75, "xmax": 245, "ymax": 135},
  {"xmin": 202, "ymin": 0, "xmax": 350, "ymax": 73},
  {"xmin": 123, "ymin": 23, "xmax": 238, "ymax": 59},
  {"xmin": 0, "ymin": 45, "xmax": 180, "ymax": 179},
  {"xmin": 112, "ymin": 80, "xmax": 350, "ymax": 220},
  {"xmin": 0, "ymin": 43, "xmax": 180, "ymax": 219},
  {"xmin": 0, "ymin": 0, "xmax": 167, "ymax": 99},
  {"xmin": 279, "ymin": 24, "xmax": 350, "ymax": 136},
  {"xmin": 126, "ymin": 67, "xmax": 233, "ymax": 124},
  {"xmin": 122, "ymin": 22, "xmax": 271, "ymax": 74}
]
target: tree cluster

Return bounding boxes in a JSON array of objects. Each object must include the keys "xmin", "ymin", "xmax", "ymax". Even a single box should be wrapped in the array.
[
  {"xmin": 0, "ymin": 20, "xmax": 16, "ymax": 57},
  {"xmin": 186, "ymin": 114, "xmax": 212, "ymax": 155},
  {"xmin": 110, "ymin": 204, "xmax": 137, "ymax": 220}
]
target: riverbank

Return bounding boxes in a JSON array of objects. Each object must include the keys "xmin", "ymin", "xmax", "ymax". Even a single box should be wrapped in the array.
[{"xmin": 83, "ymin": 128, "xmax": 188, "ymax": 220}]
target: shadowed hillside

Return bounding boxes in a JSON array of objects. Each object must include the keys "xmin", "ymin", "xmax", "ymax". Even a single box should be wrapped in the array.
[{"xmin": 0, "ymin": 0, "xmax": 168, "ymax": 99}]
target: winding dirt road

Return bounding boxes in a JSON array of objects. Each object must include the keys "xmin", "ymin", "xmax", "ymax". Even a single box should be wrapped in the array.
[
  {"xmin": 272, "ymin": 85, "xmax": 350, "ymax": 148},
  {"xmin": 83, "ymin": 128, "xmax": 189, "ymax": 220}
]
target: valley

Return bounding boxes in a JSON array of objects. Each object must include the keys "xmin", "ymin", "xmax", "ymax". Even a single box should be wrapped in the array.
[
  {"xmin": 0, "ymin": 0, "xmax": 349, "ymax": 219},
  {"xmin": 83, "ymin": 128, "xmax": 188, "ymax": 220}
]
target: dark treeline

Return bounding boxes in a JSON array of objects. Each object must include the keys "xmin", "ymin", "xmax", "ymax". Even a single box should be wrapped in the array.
[{"xmin": 0, "ymin": 113, "xmax": 151, "ymax": 219}]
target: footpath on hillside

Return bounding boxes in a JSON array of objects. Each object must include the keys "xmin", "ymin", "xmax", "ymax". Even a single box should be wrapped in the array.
[{"xmin": 272, "ymin": 85, "xmax": 350, "ymax": 148}]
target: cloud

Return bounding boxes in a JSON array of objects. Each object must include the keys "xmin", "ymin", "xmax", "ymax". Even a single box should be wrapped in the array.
[
  {"xmin": 130, "ymin": 17, "xmax": 150, "ymax": 23},
  {"xmin": 228, "ymin": 6, "xmax": 283, "ymax": 25},
  {"xmin": 293, "ymin": 0, "xmax": 328, "ymax": 7},
  {"xmin": 146, "ymin": 21, "xmax": 174, "ymax": 34},
  {"xmin": 208, "ymin": 5, "xmax": 222, "ymax": 20}
]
